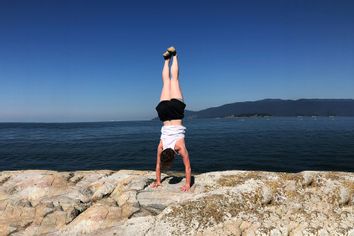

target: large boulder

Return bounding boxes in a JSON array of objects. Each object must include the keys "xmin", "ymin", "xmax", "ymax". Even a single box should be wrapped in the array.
[{"xmin": 0, "ymin": 170, "xmax": 353, "ymax": 235}]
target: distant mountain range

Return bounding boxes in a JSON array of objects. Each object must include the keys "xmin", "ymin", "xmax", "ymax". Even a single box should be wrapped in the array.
[{"xmin": 152, "ymin": 99, "xmax": 354, "ymax": 120}]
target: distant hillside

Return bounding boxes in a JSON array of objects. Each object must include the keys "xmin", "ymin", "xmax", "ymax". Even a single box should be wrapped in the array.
[{"xmin": 152, "ymin": 99, "xmax": 354, "ymax": 120}]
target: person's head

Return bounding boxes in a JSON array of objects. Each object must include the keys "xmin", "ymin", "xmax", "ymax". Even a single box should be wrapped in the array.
[{"xmin": 160, "ymin": 148, "xmax": 176, "ymax": 170}]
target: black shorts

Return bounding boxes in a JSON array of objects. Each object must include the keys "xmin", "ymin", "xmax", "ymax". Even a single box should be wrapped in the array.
[{"xmin": 155, "ymin": 99, "xmax": 186, "ymax": 122}]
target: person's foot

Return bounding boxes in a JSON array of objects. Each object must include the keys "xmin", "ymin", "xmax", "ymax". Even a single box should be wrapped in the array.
[
  {"xmin": 167, "ymin": 46, "xmax": 177, "ymax": 56},
  {"xmin": 163, "ymin": 51, "xmax": 171, "ymax": 60}
]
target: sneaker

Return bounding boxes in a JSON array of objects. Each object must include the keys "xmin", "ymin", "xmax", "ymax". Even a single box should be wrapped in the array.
[
  {"xmin": 167, "ymin": 46, "xmax": 177, "ymax": 56},
  {"xmin": 163, "ymin": 51, "xmax": 171, "ymax": 60}
]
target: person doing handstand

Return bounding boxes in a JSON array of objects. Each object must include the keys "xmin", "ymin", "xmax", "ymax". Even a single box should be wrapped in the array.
[{"xmin": 150, "ymin": 46, "xmax": 192, "ymax": 192}]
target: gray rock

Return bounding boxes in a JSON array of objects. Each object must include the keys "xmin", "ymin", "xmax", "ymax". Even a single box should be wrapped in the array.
[{"xmin": 0, "ymin": 170, "xmax": 353, "ymax": 235}]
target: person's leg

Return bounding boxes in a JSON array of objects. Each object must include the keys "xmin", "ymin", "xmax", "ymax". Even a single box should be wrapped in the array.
[
  {"xmin": 170, "ymin": 54, "xmax": 183, "ymax": 100},
  {"xmin": 160, "ymin": 58, "xmax": 171, "ymax": 101}
]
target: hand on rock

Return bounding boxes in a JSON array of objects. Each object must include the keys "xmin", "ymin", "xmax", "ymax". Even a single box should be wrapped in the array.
[
  {"xmin": 150, "ymin": 181, "xmax": 161, "ymax": 189},
  {"xmin": 180, "ymin": 184, "xmax": 190, "ymax": 192}
]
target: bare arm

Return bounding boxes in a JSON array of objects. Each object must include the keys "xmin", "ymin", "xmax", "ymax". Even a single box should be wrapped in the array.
[
  {"xmin": 179, "ymin": 147, "xmax": 192, "ymax": 190},
  {"xmin": 155, "ymin": 143, "xmax": 162, "ymax": 183},
  {"xmin": 151, "ymin": 140, "xmax": 163, "ymax": 188}
]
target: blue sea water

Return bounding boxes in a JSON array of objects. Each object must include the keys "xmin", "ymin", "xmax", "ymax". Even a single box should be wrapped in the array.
[{"xmin": 0, "ymin": 117, "xmax": 353, "ymax": 173}]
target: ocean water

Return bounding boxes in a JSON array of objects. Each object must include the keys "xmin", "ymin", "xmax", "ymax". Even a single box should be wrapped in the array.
[{"xmin": 0, "ymin": 117, "xmax": 353, "ymax": 173}]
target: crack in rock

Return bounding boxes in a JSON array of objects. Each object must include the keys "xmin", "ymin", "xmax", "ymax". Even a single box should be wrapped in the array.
[{"xmin": 0, "ymin": 176, "xmax": 11, "ymax": 186}]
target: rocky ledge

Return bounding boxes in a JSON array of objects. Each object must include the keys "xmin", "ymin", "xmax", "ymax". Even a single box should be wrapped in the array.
[{"xmin": 0, "ymin": 170, "xmax": 353, "ymax": 236}]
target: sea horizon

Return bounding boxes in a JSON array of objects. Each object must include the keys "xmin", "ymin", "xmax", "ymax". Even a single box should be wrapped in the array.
[
  {"xmin": 0, "ymin": 115, "xmax": 353, "ymax": 124},
  {"xmin": 1, "ymin": 117, "xmax": 353, "ymax": 173},
  {"xmin": 3, "ymin": 97, "xmax": 354, "ymax": 123}
]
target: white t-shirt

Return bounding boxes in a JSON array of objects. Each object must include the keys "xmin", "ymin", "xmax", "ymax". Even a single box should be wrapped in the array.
[{"xmin": 160, "ymin": 125, "xmax": 186, "ymax": 152}]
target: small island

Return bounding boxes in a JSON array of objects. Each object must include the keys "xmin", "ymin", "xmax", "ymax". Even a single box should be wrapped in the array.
[{"xmin": 224, "ymin": 113, "xmax": 272, "ymax": 118}]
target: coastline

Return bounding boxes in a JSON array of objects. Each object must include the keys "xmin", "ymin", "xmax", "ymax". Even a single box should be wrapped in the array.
[{"xmin": 0, "ymin": 169, "xmax": 353, "ymax": 235}]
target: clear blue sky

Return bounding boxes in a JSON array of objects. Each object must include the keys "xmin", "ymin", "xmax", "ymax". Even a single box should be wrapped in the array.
[{"xmin": 0, "ymin": 0, "xmax": 353, "ymax": 122}]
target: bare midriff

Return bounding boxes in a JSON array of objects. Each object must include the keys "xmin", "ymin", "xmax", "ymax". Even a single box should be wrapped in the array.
[{"xmin": 163, "ymin": 119, "xmax": 183, "ymax": 126}]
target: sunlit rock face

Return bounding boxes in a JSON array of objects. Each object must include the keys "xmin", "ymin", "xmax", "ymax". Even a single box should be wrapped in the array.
[{"xmin": 0, "ymin": 170, "xmax": 353, "ymax": 235}]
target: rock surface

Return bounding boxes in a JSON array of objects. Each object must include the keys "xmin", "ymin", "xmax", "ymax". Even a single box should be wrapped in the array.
[{"xmin": 0, "ymin": 170, "xmax": 353, "ymax": 235}]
